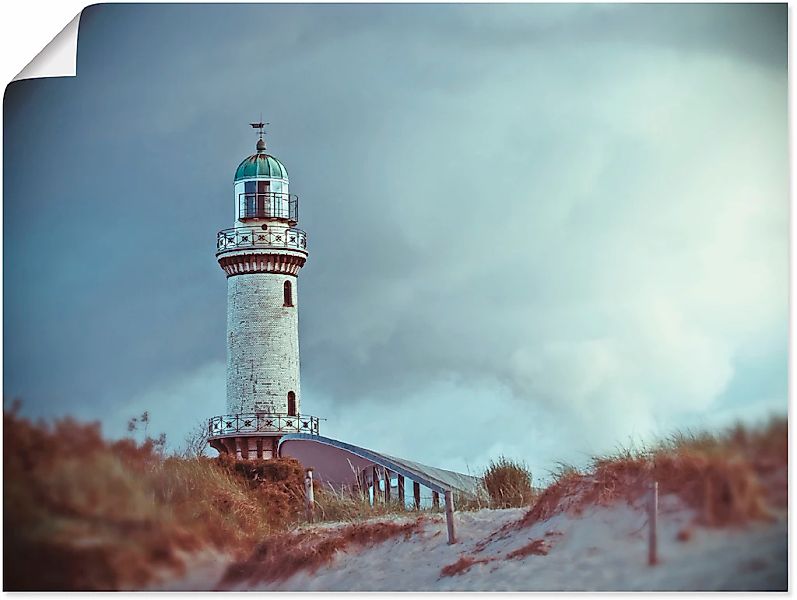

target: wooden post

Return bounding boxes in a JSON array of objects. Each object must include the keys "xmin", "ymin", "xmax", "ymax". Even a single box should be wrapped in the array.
[
  {"xmin": 385, "ymin": 469, "xmax": 392, "ymax": 503},
  {"xmin": 358, "ymin": 470, "xmax": 368, "ymax": 501},
  {"xmin": 372, "ymin": 466, "xmax": 380, "ymax": 504},
  {"xmin": 413, "ymin": 481, "xmax": 421, "ymax": 510},
  {"xmin": 648, "ymin": 481, "xmax": 658, "ymax": 566},
  {"xmin": 234, "ymin": 437, "xmax": 243, "ymax": 460},
  {"xmin": 305, "ymin": 469, "xmax": 315, "ymax": 523},
  {"xmin": 432, "ymin": 491, "xmax": 440, "ymax": 509},
  {"xmin": 397, "ymin": 474, "xmax": 405, "ymax": 508},
  {"xmin": 444, "ymin": 490, "xmax": 456, "ymax": 545}
]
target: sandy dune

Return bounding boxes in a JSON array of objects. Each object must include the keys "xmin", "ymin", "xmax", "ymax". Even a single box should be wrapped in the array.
[{"xmin": 151, "ymin": 494, "xmax": 787, "ymax": 591}]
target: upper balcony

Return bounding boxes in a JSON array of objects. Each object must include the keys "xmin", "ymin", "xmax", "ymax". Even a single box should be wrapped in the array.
[
  {"xmin": 238, "ymin": 192, "xmax": 298, "ymax": 224},
  {"xmin": 216, "ymin": 226, "xmax": 307, "ymax": 255}
]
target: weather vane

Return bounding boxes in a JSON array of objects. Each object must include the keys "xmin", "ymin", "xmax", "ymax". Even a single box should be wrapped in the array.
[{"xmin": 249, "ymin": 114, "xmax": 269, "ymax": 140}]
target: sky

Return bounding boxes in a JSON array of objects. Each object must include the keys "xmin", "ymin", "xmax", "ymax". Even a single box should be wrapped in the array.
[{"xmin": 3, "ymin": 3, "xmax": 788, "ymax": 479}]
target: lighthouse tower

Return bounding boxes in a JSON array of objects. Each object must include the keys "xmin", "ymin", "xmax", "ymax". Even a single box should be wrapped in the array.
[{"xmin": 208, "ymin": 123, "xmax": 320, "ymax": 460}]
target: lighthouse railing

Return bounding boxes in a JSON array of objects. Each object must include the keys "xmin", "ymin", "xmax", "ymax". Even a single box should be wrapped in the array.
[
  {"xmin": 238, "ymin": 192, "xmax": 298, "ymax": 222},
  {"xmin": 216, "ymin": 226, "xmax": 307, "ymax": 254},
  {"xmin": 208, "ymin": 412, "xmax": 321, "ymax": 438}
]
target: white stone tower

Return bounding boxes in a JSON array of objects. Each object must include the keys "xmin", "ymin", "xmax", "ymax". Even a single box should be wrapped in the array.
[{"xmin": 208, "ymin": 123, "xmax": 320, "ymax": 460}]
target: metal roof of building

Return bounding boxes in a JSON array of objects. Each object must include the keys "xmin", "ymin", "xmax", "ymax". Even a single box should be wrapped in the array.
[{"xmin": 278, "ymin": 433, "xmax": 483, "ymax": 497}]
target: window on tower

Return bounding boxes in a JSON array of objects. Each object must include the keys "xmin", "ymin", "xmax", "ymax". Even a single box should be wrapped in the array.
[
  {"xmin": 243, "ymin": 181, "xmax": 257, "ymax": 217},
  {"xmin": 239, "ymin": 179, "xmax": 293, "ymax": 220},
  {"xmin": 241, "ymin": 181, "xmax": 273, "ymax": 219},
  {"xmin": 257, "ymin": 181, "xmax": 270, "ymax": 215},
  {"xmin": 287, "ymin": 391, "xmax": 297, "ymax": 417},
  {"xmin": 283, "ymin": 280, "xmax": 293, "ymax": 307}
]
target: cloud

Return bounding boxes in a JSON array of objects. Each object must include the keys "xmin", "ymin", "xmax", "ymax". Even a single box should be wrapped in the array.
[
  {"xmin": 296, "ymin": 35, "xmax": 787, "ymax": 462},
  {"xmin": 3, "ymin": 4, "xmax": 787, "ymax": 472}
]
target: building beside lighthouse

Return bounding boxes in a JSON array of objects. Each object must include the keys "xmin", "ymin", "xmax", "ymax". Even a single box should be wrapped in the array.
[{"xmin": 208, "ymin": 123, "xmax": 321, "ymax": 460}]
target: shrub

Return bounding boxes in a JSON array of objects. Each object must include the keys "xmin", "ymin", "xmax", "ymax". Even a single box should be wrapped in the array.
[{"xmin": 483, "ymin": 456, "xmax": 534, "ymax": 508}]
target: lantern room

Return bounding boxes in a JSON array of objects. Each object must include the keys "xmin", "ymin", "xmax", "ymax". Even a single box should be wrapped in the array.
[{"xmin": 233, "ymin": 137, "xmax": 297, "ymax": 224}]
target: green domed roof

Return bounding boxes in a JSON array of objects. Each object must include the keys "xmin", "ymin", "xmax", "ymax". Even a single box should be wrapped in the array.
[{"xmin": 234, "ymin": 152, "xmax": 289, "ymax": 181}]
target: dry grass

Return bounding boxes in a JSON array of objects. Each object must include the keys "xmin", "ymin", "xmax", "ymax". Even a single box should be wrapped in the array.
[
  {"xmin": 472, "ymin": 417, "xmax": 786, "ymax": 555},
  {"xmin": 4, "ymin": 407, "xmax": 430, "ymax": 590},
  {"xmin": 5, "ymin": 404, "xmax": 785, "ymax": 589},
  {"xmin": 443, "ymin": 537, "xmax": 549, "ymax": 577},
  {"xmin": 505, "ymin": 539, "xmax": 549, "ymax": 559},
  {"xmin": 518, "ymin": 417, "xmax": 786, "ymax": 531},
  {"xmin": 313, "ymin": 485, "xmax": 417, "ymax": 522},
  {"xmin": 3, "ymin": 408, "xmax": 307, "ymax": 591},
  {"xmin": 219, "ymin": 517, "xmax": 425, "ymax": 588},
  {"xmin": 483, "ymin": 456, "xmax": 535, "ymax": 508},
  {"xmin": 440, "ymin": 555, "xmax": 493, "ymax": 577},
  {"xmin": 445, "ymin": 418, "xmax": 787, "ymax": 580}
]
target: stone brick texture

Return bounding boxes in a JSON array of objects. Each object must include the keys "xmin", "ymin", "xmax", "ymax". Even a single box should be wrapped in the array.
[{"xmin": 226, "ymin": 272, "xmax": 301, "ymax": 415}]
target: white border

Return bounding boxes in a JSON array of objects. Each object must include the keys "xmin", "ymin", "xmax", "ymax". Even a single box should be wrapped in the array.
[
  {"xmin": 12, "ymin": 12, "xmax": 81, "ymax": 81},
  {"xmin": 0, "ymin": 1, "xmax": 792, "ymax": 597},
  {"xmin": 2, "ymin": 0, "xmax": 85, "ymax": 84}
]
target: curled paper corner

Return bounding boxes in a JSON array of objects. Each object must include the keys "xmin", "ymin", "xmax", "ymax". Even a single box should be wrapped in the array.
[{"xmin": 13, "ymin": 12, "xmax": 81, "ymax": 82}]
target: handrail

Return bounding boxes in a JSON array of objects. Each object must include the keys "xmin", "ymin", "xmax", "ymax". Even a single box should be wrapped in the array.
[
  {"xmin": 208, "ymin": 412, "xmax": 321, "ymax": 437},
  {"xmin": 238, "ymin": 192, "xmax": 299, "ymax": 221}
]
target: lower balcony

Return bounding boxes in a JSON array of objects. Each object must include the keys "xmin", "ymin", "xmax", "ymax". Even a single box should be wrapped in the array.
[{"xmin": 208, "ymin": 412, "xmax": 321, "ymax": 438}]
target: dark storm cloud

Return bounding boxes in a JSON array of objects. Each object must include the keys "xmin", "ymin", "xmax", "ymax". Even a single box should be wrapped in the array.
[{"xmin": 3, "ymin": 4, "xmax": 787, "ymax": 465}]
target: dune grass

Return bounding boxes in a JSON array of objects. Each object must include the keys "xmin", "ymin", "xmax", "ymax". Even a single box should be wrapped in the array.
[
  {"xmin": 483, "ymin": 456, "xmax": 534, "ymax": 508},
  {"xmin": 218, "ymin": 517, "xmax": 426, "ymax": 588},
  {"xmin": 521, "ymin": 416, "xmax": 787, "ymax": 531},
  {"xmin": 312, "ymin": 486, "xmax": 420, "ymax": 523},
  {"xmin": 3, "ymin": 406, "xmax": 426, "ymax": 590},
  {"xmin": 3, "ymin": 408, "xmax": 307, "ymax": 590},
  {"xmin": 4, "ymin": 404, "xmax": 786, "ymax": 590}
]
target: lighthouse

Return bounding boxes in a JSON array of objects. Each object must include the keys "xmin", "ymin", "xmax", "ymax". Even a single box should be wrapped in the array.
[{"xmin": 208, "ymin": 123, "xmax": 320, "ymax": 460}]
